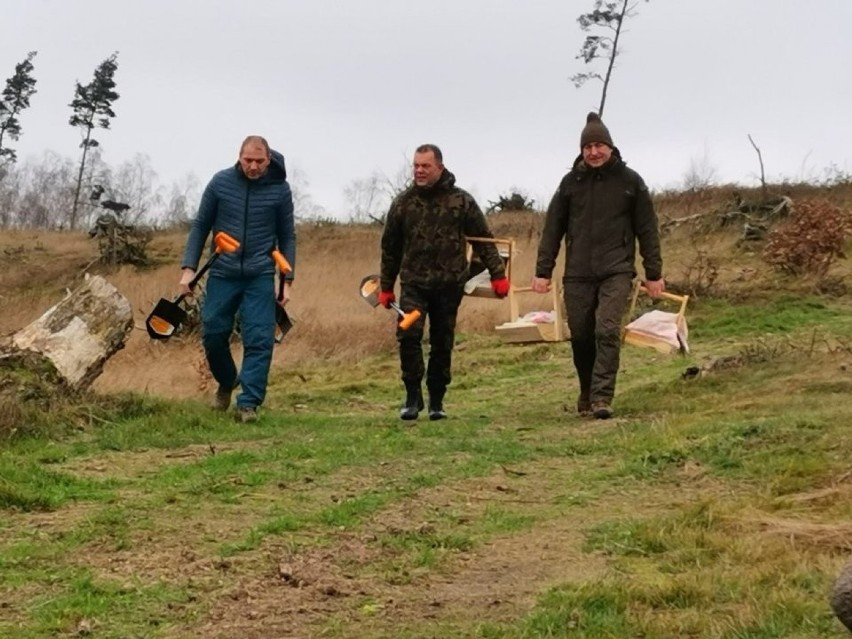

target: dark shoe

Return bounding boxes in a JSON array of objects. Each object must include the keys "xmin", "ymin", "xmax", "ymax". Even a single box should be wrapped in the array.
[
  {"xmin": 428, "ymin": 402, "xmax": 447, "ymax": 421},
  {"xmin": 212, "ymin": 380, "xmax": 239, "ymax": 411},
  {"xmin": 591, "ymin": 401, "xmax": 613, "ymax": 420},
  {"xmin": 234, "ymin": 406, "xmax": 258, "ymax": 424},
  {"xmin": 577, "ymin": 395, "xmax": 592, "ymax": 416},
  {"xmin": 428, "ymin": 387, "xmax": 447, "ymax": 421},
  {"xmin": 400, "ymin": 385, "xmax": 424, "ymax": 421}
]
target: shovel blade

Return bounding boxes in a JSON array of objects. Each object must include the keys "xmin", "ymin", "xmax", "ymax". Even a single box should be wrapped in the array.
[
  {"xmin": 274, "ymin": 306, "xmax": 294, "ymax": 343},
  {"xmin": 146, "ymin": 298, "xmax": 188, "ymax": 340},
  {"xmin": 359, "ymin": 274, "xmax": 381, "ymax": 308}
]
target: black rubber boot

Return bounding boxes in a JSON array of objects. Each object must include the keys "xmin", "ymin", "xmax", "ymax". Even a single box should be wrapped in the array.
[
  {"xmin": 428, "ymin": 387, "xmax": 447, "ymax": 421},
  {"xmin": 400, "ymin": 383, "xmax": 424, "ymax": 421}
]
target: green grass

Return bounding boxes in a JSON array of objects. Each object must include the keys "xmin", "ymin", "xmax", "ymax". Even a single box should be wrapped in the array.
[{"xmin": 2, "ymin": 294, "xmax": 852, "ymax": 638}]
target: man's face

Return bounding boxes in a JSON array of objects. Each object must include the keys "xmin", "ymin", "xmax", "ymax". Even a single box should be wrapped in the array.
[
  {"xmin": 239, "ymin": 143, "xmax": 271, "ymax": 180},
  {"xmin": 413, "ymin": 151, "xmax": 443, "ymax": 187},
  {"xmin": 582, "ymin": 142, "xmax": 612, "ymax": 168}
]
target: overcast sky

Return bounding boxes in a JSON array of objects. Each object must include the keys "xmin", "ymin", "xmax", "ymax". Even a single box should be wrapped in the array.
[{"xmin": 2, "ymin": 0, "xmax": 850, "ymax": 218}]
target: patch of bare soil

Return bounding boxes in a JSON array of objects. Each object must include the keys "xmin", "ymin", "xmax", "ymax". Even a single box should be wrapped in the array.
[
  {"xmin": 7, "ymin": 426, "xmax": 750, "ymax": 638},
  {"xmin": 176, "ymin": 459, "xmax": 703, "ymax": 639}
]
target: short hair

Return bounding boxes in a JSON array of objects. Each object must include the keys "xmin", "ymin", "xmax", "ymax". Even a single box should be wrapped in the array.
[
  {"xmin": 415, "ymin": 144, "xmax": 443, "ymax": 164},
  {"xmin": 240, "ymin": 135, "xmax": 270, "ymax": 157}
]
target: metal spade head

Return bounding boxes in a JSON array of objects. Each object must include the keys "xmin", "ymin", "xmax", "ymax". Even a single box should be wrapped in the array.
[
  {"xmin": 274, "ymin": 306, "xmax": 294, "ymax": 343},
  {"xmin": 359, "ymin": 274, "xmax": 381, "ymax": 308},
  {"xmin": 146, "ymin": 297, "xmax": 188, "ymax": 339}
]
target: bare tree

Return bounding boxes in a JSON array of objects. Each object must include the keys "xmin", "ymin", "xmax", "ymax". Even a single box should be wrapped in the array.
[
  {"xmin": 288, "ymin": 166, "xmax": 326, "ymax": 220},
  {"xmin": 98, "ymin": 153, "xmax": 163, "ymax": 224},
  {"xmin": 344, "ymin": 173, "xmax": 387, "ymax": 223},
  {"xmin": 14, "ymin": 151, "xmax": 77, "ymax": 228},
  {"xmin": 0, "ymin": 51, "xmax": 38, "ymax": 168},
  {"xmin": 570, "ymin": 0, "xmax": 648, "ymax": 117},
  {"xmin": 682, "ymin": 146, "xmax": 718, "ymax": 191},
  {"xmin": 161, "ymin": 173, "xmax": 201, "ymax": 227},
  {"xmin": 344, "ymin": 159, "xmax": 411, "ymax": 224},
  {"xmin": 747, "ymin": 134, "xmax": 768, "ymax": 203},
  {"xmin": 0, "ymin": 164, "xmax": 22, "ymax": 226},
  {"xmin": 68, "ymin": 52, "xmax": 120, "ymax": 229}
]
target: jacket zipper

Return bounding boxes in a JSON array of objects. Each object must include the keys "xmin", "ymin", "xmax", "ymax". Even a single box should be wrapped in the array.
[{"xmin": 241, "ymin": 180, "xmax": 250, "ymax": 276}]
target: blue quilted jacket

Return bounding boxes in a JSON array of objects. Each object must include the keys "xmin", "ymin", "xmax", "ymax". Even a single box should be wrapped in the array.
[{"xmin": 181, "ymin": 150, "xmax": 296, "ymax": 281}]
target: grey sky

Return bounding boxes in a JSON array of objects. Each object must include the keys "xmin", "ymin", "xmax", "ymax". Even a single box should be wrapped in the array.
[{"xmin": 2, "ymin": 0, "xmax": 850, "ymax": 218}]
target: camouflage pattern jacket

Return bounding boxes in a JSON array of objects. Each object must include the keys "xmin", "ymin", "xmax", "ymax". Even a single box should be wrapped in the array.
[
  {"xmin": 380, "ymin": 169, "xmax": 506, "ymax": 291},
  {"xmin": 535, "ymin": 149, "xmax": 662, "ymax": 282}
]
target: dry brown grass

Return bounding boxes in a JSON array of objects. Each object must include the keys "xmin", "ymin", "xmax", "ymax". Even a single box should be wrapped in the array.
[{"xmin": 4, "ymin": 186, "xmax": 850, "ymax": 398}]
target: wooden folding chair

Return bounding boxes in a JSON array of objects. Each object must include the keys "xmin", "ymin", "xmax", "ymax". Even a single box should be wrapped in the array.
[{"xmin": 622, "ymin": 281, "xmax": 690, "ymax": 354}]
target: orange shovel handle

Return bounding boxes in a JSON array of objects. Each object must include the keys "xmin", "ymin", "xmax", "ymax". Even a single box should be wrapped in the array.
[
  {"xmin": 213, "ymin": 231, "xmax": 240, "ymax": 254},
  {"xmin": 396, "ymin": 306, "xmax": 421, "ymax": 331},
  {"xmin": 271, "ymin": 249, "xmax": 292, "ymax": 275}
]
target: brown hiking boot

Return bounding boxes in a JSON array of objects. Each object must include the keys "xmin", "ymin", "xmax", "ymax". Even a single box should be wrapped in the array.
[
  {"xmin": 234, "ymin": 407, "xmax": 258, "ymax": 424},
  {"xmin": 591, "ymin": 401, "xmax": 613, "ymax": 420},
  {"xmin": 211, "ymin": 380, "xmax": 239, "ymax": 411},
  {"xmin": 577, "ymin": 396, "xmax": 592, "ymax": 416}
]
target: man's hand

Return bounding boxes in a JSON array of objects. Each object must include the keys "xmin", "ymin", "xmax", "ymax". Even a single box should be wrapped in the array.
[
  {"xmin": 179, "ymin": 268, "xmax": 196, "ymax": 296},
  {"xmin": 491, "ymin": 277, "xmax": 510, "ymax": 298},
  {"xmin": 644, "ymin": 278, "xmax": 666, "ymax": 299},
  {"xmin": 278, "ymin": 281, "xmax": 292, "ymax": 306},
  {"xmin": 379, "ymin": 290, "xmax": 395, "ymax": 309},
  {"xmin": 531, "ymin": 277, "xmax": 552, "ymax": 294}
]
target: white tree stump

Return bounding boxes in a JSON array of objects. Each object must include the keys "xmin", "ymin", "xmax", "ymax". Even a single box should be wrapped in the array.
[{"xmin": 3, "ymin": 274, "xmax": 133, "ymax": 391}]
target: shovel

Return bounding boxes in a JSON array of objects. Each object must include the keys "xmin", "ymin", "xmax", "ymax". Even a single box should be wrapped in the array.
[
  {"xmin": 145, "ymin": 231, "xmax": 240, "ymax": 339},
  {"xmin": 272, "ymin": 249, "xmax": 294, "ymax": 343},
  {"xmin": 359, "ymin": 274, "xmax": 421, "ymax": 330}
]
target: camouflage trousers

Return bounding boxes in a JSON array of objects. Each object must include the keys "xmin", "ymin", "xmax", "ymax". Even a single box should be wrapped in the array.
[
  {"xmin": 397, "ymin": 283, "xmax": 465, "ymax": 393},
  {"xmin": 563, "ymin": 273, "xmax": 633, "ymax": 404}
]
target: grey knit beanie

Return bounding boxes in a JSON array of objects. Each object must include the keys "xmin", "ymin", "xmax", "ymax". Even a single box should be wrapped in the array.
[{"xmin": 580, "ymin": 112, "xmax": 614, "ymax": 149}]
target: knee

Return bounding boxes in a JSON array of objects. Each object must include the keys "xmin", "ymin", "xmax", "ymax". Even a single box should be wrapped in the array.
[
  {"xmin": 595, "ymin": 327, "xmax": 621, "ymax": 345},
  {"xmin": 202, "ymin": 329, "xmax": 231, "ymax": 349}
]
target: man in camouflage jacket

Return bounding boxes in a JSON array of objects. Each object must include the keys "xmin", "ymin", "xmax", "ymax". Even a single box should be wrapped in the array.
[
  {"xmin": 532, "ymin": 113, "xmax": 665, "ymax": 419},
  {"xmin": 380, "ymin": 144, "xmax": 510, "ymax": 421}
]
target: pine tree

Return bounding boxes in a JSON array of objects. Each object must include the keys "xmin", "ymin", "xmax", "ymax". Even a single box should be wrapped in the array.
[
  {"xmin": 0, "ymin": 51, "xmax": 38, "ymax": 168},
  {"xmin": 570, "ymin": 0, "xmax": 648, "ymax": 117},
  {"xmin": 68, "ymin": 52, "xmax": 119, "ymax": 229}
]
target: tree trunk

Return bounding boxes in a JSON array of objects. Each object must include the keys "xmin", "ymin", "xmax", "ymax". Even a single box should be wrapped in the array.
[
  {"xmin": 1, "ymin": 274, "xmax": 133, "ymax": 391},
  {"xmin": 598, "ymin": 0, "xmax": 629, "ymax": 117},
  {"xmin": 70, "ymin": 129, "xmax": 92, "ymax": 231}
]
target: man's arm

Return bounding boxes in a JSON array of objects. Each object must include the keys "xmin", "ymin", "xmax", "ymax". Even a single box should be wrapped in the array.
[
  {"xmin": 534, "ymin": 182, "xmax": 569, "ymax": 279},
  {"xmin": 463, "ymin": 196, "xmax": 505, "ymax": 280},
  {"xmin": 276, "ymin": 181, "xmax": 297, "ymax": 282},
  {"xmin": 380, "ymin": 199, "xmax": 404, "ymax": 292},
  {"xmin": 632, "ymin": 175, "xmax": 663, "ymax": 283},
  {"xmin": 180, "ymin": 178, "xmax": 218, "ymax": 271}
]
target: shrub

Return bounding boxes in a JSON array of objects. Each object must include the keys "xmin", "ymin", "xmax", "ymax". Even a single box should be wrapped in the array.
[{"xmin": 762, "ymin": 199, "xmax": 852, "ymax": 278}]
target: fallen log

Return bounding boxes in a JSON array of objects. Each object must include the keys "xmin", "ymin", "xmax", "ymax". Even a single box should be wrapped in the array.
[
  {"xmin": 832, "ymin": 558, "xmax": 852, "ymax": 632},
  {"xmin": 1, "ymin": 274, "xmax": 133, "ymax": 392}
]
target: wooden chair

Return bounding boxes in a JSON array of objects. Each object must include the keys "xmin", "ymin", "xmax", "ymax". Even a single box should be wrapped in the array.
[
  {"xmin": 465, "ymin": 236, "xmax": 568, "ymax": 343},
  {"xmin": 622, "ymin": 281, "xmax": 690, "ymax": 354}
]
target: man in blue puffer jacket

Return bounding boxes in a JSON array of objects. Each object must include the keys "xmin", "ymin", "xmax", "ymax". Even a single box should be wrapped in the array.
[{"xmin": 179, "ymin": 135, "xmax": 296, "ymax": 423}]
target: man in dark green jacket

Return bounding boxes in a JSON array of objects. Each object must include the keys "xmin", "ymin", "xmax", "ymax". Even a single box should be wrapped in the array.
[
  {"xmin": 532, "ymin": 113, "xmax": 664, "ymax": 419},
  {"xmin": 380, "ymin": 144, "xmax": 509, "ymax": 421}
]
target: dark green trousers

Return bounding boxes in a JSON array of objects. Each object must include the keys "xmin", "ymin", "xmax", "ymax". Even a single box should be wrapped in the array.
[
  {"xmin": 397, "ymin": 283, "xmax": 465, "ymax": 395},
  {"xmin": 563, "ymin": 273, "xmax": 633, "ymax": 404}
]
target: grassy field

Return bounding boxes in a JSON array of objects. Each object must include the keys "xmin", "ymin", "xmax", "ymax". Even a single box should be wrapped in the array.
[{"xmin": 2, "ymin": 187, "xmax": 852, "ymax": 638}]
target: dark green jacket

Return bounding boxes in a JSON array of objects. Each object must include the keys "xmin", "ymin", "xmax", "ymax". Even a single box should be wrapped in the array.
[
  {"xmin": 380, "ymin": 169, "xmax": 506, "ymax": 291},
  {"xmin": 535, "ymin": 150, "xmax": 662, "ymax": 282}
]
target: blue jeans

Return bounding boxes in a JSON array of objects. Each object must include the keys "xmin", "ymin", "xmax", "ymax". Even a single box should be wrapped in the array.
[{"xmin": 202, "ymin": 273, "xmax": 275, "ymax": 409}]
